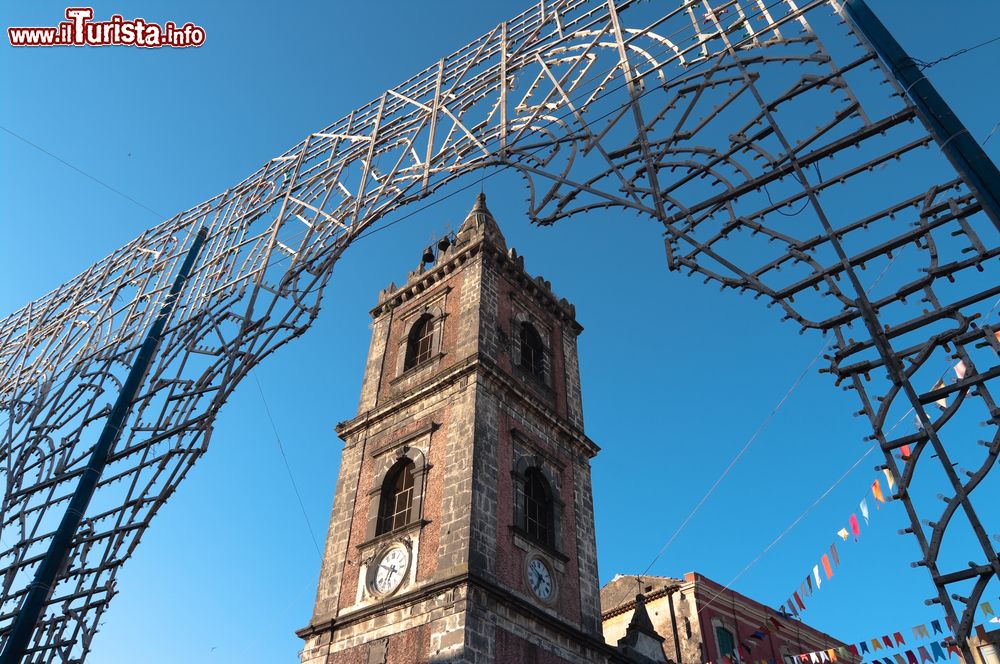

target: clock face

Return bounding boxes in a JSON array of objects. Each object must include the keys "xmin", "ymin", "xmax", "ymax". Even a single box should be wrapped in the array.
[
  {"xmin": 526, "ymin": 558, "xmax": 553, "ymax": 601},
  {"xmin": 371, "ymin": 545, "xmax": 410, "ymax": 596}
]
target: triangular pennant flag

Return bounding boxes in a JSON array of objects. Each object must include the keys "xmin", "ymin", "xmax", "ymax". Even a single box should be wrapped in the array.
[
  {"xmin": 906, "ymin": 650, "xmax": 918, "ymax": 664},
  {"xmin": 838, "ymin": 648, "xmax": 849, "ymax": 660},
  {"xmin": 860, "ymin": 499, "xmax": 870, "ymax": 524},
  {"xmin": 884, "ymin": 468, "xmax": 896, "ymax": 492},
  {"xmin": 838, "ymin": 527, "xmax": 850, "ymax": 541},
  {"xmin": 872, "ymin": 479, "xmax": 886, "ymax": 505},
  {"xmin": 814, "ymin": 565, "xmax": 822, "ymax": 589},
  {"xmin": 953, "ymin": 360, "xmax": 967, "ymax": 380},
  {"xmin": 883, "ymin": 636, "xmax": 894, "ymax": 649},
  {"xmin": 788, "ymin": 599, "xmax": 798, "ymax": 617},
  {"xmin": 872, "ymin": 640, "xmax": 883, "ymax": 653},
  {"xmin": 811, "ymin": 653, "xmax": 821, "ymax": 664},
  {"xmin": 848, "ymin": 645, "xmax": 859, "ymax": 658},
  {"xmin": 930, "ymin": 642, "xmax": 945, "ymax": 662},
  {"xmin": 919, "ymin": 647, "xmax": 933, "ymax": 664},
  {"xmin": 794, "ymin": 592, "xmax": 805, "ymax": 610},
  {"xmin": 946, "ymin": 643, "xmax": 961, "ymax": 658},
  {"xmin": 830, "ymin": 543, "xmax": 840, "ymax": 566},
  {"xmin": 806, "ymin": 574, "xmax": 813, "ymax": 594},
  {"xmin": 982, "ymin": 601, "xmax": 995, "ymax": 617},
  {"xmin": 861, "ymin": 642, "xmax": 871, "ymax": 655},
  {"xmin": 850, "ymin": 514, "xmax": 861, "ymax": 540},
  {"xmin": 932, "ymin": 379, "xmax": 948, "ymax": 409},
  {"xmin": 894, "ymin": 655, "xmax": 906, "ymax": 664},
  {"xmin": 930, "ymin": 620, "xmax": 942, "ymax": 635},
  {"xmin": 828, "ymin": 650, "xmax": 837, "ymax": 662},
  {"xmin": 822, "ymin": 554, "xmax": 834, "ymax": 579},
  {"xmin": 894, "ymin": 633, "xmax": 906, "ymax": 647},
  {"xmin": 819, "ymin": 651, "xmax": 830, "ymax": 663},
  {"xmin": 913, "ymin": 625, "xmax": 929, "ymax": 640}
]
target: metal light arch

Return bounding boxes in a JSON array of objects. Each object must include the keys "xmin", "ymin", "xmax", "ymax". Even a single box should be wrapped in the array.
[{"xmin": 0, "ymin": 0, "xmax": 998, "ymax": 660}]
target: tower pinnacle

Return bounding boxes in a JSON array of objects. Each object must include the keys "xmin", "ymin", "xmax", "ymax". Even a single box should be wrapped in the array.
[{"xmin": 456, "ymin": 192, "xmax": 507, "ymax": 250}]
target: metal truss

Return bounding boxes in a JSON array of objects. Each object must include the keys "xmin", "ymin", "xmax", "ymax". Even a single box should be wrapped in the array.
[{"xmin": 1, "ymin": 0, "xmax": 997, "ymax": 660}]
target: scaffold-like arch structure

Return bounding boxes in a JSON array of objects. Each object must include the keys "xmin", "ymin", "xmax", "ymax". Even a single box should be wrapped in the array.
[{"xmin": 1, "ymin": 0, "xmax": 998, "ymax": 660}]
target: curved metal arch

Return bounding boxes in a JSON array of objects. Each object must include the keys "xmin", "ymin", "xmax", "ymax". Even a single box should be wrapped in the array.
[{"xmin": 0, "ymin": 0, "xmax": 998, "ymax": 661}]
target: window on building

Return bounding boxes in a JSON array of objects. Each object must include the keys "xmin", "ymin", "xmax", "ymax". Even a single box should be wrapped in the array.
[
  {"xmin": 519, "ymin": 322, "xmax": 545, "ymax": 380},
  {"xmin": 404, "ymin": 314, "xmax": 438, "ymax": 370},
  {"xmin": 980, "ymin": 643, "xmax": 998, "ymax": 664},
  {"xmin": 377, "ymin": 459, "xmax": 416, "ymax": 535},
  {"xmin": 518, "ymin": 467, "xmax": 554, "ymax": 546},
  {"xmin": 716, "ymin": 625, "xmax": 738, "ymax": 662}
]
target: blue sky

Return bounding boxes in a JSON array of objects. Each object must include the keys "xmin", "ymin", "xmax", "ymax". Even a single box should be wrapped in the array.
[{"xmin": 2, "ymin": 1, "xmax": 999, "ymax": 662}]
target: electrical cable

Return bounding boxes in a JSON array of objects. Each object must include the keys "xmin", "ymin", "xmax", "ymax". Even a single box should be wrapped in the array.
[
  {"xmin": 251, "ymin": 370, "xmax": 324, "ymax": 559},
  {"xmin": 913, "ymin": 34, "xmax": 1000, "ymax": 70},
  {"xmin": 0, "ymin": 125, "xmax": 165, "ymax": 219}
]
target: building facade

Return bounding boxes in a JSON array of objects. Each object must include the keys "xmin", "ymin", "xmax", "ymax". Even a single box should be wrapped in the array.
[
  {"xmin": 601, "ymin": 573, "xmax": 855, "ymax": 664},
  {"xmin": 297, "ymin": 195, "xmax": 656, "ymax": 664}
]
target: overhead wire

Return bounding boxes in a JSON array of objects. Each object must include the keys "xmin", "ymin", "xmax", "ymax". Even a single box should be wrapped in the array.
[{"xmin": 251, "ymin": 370, "xmax": 324, "ymax": 559}]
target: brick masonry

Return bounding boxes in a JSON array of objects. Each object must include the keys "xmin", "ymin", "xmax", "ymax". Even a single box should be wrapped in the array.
[{"xmin": 298, "ymin": 195, "xmax": 626, "ymax": 663}]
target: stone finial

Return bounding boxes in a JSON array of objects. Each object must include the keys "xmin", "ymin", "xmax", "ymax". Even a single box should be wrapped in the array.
[
  {"xmin": 617, "ymin": 593, "xmax": 668, "ymax": 664},
  {"xmin": 456, "ymin": 192, "xmax": 507, "ymax": 251}
]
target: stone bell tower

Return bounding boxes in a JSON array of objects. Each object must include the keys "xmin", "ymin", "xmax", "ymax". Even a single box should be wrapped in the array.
[{"xmin": 297, "ymin": 194, "xmax": 648, "ymax": 663}]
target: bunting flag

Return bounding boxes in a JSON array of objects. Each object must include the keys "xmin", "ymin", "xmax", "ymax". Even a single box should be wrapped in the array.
[
  {"xmin": 860, "ymin": 499, "xmax": 870, "ymax": 524},
  {"xmin": 932, "ymin": 379, "xmax": 948, "ymax": 409},
  {"xmin": 814, "ymin": 565, "xmax": 822, "ymax": 589},
  {"xmin": 883, "ymin": 468, "xmax": 895, "ymax": 492},
  {"xmin": 872, "ymin": 478, "xmax": 887, "ymax": 505},
  {"xmin": 822, "ymin": 554, "xmax": 834, "ymax": 580},
  {"xmin": 953, "ymin": 360, "xmax": 967, "ymax": 380},
  {"xmin": 792, "ymin": 614, "xmax": 1000, "ymax": 664},
  {"xmin": 900, "ymin": 444, "xmax": 911, "ymax": 461},
  {"xmin": 830, "ymin": 543, "xmax": 840, "ymax": 566},
  {"xmin": 838, "ymin": 527, "xmax": 850, "ymax": 541},
  {"xmin": 850, "ymin": 514, "xmax": 861, "ymax": 539}
]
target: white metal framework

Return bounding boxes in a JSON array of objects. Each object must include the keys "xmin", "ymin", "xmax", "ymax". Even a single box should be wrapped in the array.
[{"xmin": 1, "ymin": 1, "xmax": 997, "ymax": 660}]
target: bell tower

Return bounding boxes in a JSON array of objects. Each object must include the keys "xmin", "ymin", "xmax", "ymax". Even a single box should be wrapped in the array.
[{"xmin": 297, "ymin": 194, "xmax": 635, "ymax": 663}]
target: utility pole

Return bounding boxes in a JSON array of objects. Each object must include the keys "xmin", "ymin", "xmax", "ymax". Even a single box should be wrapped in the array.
[{"xmin": 0, "ymin": 227, "xmax": 208, "ymax": 664}]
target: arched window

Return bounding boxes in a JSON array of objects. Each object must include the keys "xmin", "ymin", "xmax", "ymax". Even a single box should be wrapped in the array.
[
  {"xmin": 519, "ymin": 467, "xmax": 553, "ymax": 546},
  {"xmin": 377, "ymin": 459, "xmax": 416, "ymax": 535},
  {"xmin": 404, "ymin": 314, "xmax": 438, "ymax": 371},
  {"xmin": 519, "ymin": 322, "xmax": 545, "ymax": 380}
]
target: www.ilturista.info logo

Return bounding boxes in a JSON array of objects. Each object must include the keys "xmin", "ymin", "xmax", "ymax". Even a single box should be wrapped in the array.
[{"xmin": 8, "ymin": 8, "xmax": 205, "ymax": 48}]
